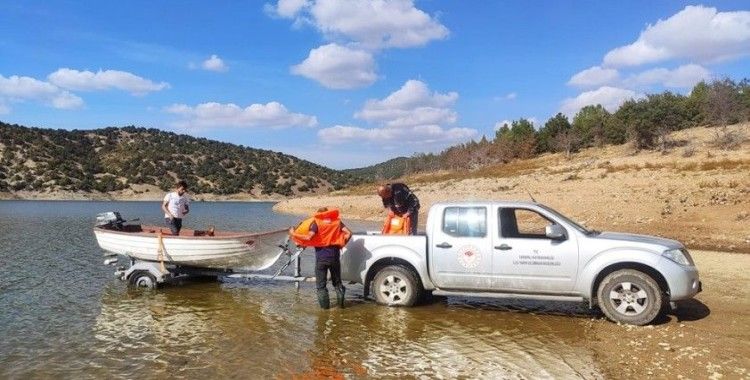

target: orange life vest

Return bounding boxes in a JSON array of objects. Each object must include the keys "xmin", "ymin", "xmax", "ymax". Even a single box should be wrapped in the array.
[
  {"xmin": 290, "ymin": 208, "xmax": 348, "ymax": 248},
  {"xmin": 382, "ymin": 211, "xmax": 410, "ymax": 235}
]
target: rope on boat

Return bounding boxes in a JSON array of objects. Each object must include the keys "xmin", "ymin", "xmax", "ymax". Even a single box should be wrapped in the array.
[{"xmin": 156, "ymin": 232, "xmax": 167, "ymax": 273}]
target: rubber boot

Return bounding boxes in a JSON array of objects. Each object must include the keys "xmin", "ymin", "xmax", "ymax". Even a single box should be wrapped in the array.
[
  {"xmin": 317, "ymin": 289, "xmax": 330, "ymax": 309},
  {"xmin": 335, "ymin": 286, "xmax": 346, "ymax": 309}
]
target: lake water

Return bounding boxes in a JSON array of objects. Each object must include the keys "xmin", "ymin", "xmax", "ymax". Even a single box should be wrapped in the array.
[{"xmin": 0, "ymin": 200, "xmax": 603, "ymax": 378}]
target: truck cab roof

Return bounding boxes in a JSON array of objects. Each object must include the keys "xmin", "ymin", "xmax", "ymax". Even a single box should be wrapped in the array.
[{"xmin": 431, "ymin": 200, "xmax": 541, "ymax": 209}]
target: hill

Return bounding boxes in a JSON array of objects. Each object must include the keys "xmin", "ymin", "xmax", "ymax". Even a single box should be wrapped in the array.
[
  {"xmin": 0, "ymin": 122, "xmax": 361, "ymax": 199},
  {"xmin": 349, "ymin": 78, "xmax": 750, "ymax": 182},
  {"xmin": 344, "ymin": 156, "xmax": 425, "ymax": 181},
  {"xmin": 276, "ymin": 123, "xmax": 750, "ymax": 253}
]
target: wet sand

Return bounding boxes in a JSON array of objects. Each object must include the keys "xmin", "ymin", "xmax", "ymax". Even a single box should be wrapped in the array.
[{"xmin": 586, "ymin": 250, "xmax": 749, "ymax": 379}]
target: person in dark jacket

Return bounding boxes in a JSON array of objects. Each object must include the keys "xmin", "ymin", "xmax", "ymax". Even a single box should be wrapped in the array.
[{"xmin": 377, "ymin": 183, "xmax": 420, "ymax": 234}]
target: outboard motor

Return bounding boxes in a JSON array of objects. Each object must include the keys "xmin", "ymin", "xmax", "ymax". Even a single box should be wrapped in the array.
[{"xmin": 96, "ymin": 211, "xmax": 127, "ymax": 230}]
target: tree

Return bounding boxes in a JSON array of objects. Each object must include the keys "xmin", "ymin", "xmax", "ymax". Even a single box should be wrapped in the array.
[
  {"xmin": 537, "ymin": 113, "xmax": 571, "ymax": 153},
  {"xmin": 603, "ymin": 114, "xmax": 628, "ymax": 145},
  {"xmin": 615, "ymin": 92, "xmax": 693, "ymax": 151},
  {"xmin": 616, "ymin": 99, "xmax": 657, "ymax": 150},
  {"xmin": 650, "ymin": 92, "xmax": 691, "ymax": 150},
  {"xmin": 705, "ymin": 78, "xmax": 742, "ymax": 127},
  {"xmin": 492, "ymin": 119, "xmax": 537, "ymax": 161},
  {"xmin": 572, "ymin": 105, "xmax": 610, "ymax": 148},
  {"xmin": 739, "ymin": 79, "xmax": 750, "ymax": 121},
  {"xmin": 686, "ymin": 81, "xmax": 710, "ymax": 126}
]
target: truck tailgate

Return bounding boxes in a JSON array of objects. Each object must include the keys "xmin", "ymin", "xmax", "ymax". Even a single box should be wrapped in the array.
[{"xmin": 341, "ymin": 233, "xmax": 428, "ymax": 284}]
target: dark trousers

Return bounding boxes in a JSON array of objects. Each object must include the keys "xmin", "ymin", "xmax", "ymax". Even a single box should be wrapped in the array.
[
  {"xmin": 315, "ymin": 256, "xmax": 342, "ymax": 290},
  {"xmin": 409, "ymin": 213, "xmax": 419, "ymax": 234},
  {"xmin": 165, "ymin": 218, "xmax": 183, "ymax": 235}
]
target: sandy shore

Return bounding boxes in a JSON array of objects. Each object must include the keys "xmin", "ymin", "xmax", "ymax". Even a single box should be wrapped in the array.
[{"xmin": 587, "ymin": 249, "xmax": 749, "ymax": 379}]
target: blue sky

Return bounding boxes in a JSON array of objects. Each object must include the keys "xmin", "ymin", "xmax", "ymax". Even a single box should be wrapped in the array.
[{"xmin": 1, "ymin": 1, "xmax": 749, "ymax": 169}]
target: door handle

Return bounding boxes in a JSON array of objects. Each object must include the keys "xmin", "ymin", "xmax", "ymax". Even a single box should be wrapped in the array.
[
  {"xmin": 494, "ymin": 244, "xmax": 512, "ymax": 251},
  {"xmin": 436, "ymin": 242, "xmax": 452, "ymax": 249}
]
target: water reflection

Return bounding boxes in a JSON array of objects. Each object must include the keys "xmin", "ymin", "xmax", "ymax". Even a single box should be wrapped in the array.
[
  {"xmin": 89, "ymin": 280, "xmax": 603, "ymax": 379},
  {"xmin": 1, "ymin": 201, "xmax": 603, "ymax": 378}
]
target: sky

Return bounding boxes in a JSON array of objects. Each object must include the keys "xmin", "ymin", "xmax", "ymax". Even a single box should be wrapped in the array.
[{"xmin": 1, "ymin": 1, "xmax": 749, "ymax": 169}]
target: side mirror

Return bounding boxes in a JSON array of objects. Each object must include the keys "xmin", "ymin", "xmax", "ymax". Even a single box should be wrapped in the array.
[{"xmin": 545, "ymin": 224, "xmax": 566, "ymax": 240}]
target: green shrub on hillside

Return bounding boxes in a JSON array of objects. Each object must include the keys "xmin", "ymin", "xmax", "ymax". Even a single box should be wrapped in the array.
[{"xmin": 0, "ymin": 123, "xmax": 362, "ymax": 195}]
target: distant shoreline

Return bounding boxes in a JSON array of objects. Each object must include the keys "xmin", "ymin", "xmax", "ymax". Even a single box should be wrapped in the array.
[{"xmin": 0, "ymin": 191, "xmax": 284, "ymax": 203}]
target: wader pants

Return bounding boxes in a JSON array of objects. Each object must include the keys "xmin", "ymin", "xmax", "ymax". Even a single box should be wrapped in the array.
[{"xmin": 315, "ymin": 256, "xmax": 345, "ymax": 309}]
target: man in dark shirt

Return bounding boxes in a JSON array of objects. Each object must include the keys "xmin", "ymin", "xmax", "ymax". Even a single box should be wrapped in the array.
[{"xmin": 377, "ymin": 183, "xmax": 420, "ymax": 234}]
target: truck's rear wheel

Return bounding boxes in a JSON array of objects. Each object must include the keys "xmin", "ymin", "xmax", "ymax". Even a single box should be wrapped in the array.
[
  {"xmin": 597, "ymin": 269, "xmax": 663, "ymax": 325},
  {"xmin": 372, "ymin": 265, "xmax": 421, "ymax": 307}
]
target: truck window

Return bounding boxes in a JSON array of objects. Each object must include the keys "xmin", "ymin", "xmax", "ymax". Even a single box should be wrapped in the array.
[
  {"xmin": 498, "ymin": 208, "xmax": 555, "ymax": 239},
  {"xmin": 443, "ymin": 207, "xmax": 487, "ymax": 237}
]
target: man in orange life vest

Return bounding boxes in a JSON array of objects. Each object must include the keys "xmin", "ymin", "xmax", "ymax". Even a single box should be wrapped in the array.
[
  {"xmin": 377, "ymin": 183, "xmax": 420, "ymax": 234},
  {"xmin": 289, "ymin": 207, "xmax": 352, "ymax": 309}
]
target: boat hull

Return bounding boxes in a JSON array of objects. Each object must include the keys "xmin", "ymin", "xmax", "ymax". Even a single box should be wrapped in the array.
[{"xmin": 94, "ymin": 225, "xmax": 288, "ymax": 270}]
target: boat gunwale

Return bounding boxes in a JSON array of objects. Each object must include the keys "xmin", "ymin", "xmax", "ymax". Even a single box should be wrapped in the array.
[{"xmin": 93, "ymin": 225, "xmax": 287, "ymax": 241}]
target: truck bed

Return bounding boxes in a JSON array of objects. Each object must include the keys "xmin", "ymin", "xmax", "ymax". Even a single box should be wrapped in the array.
[{"xmin": 341, "ymin": 232, "xmax": 429, "ymax": 286}]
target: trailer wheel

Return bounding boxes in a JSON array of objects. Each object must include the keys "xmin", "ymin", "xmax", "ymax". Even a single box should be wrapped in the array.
[
  {"xmin": 372, "ymin": 265, "xmax": 421, "ymax": 307},
  {"xmin": 597, "ymin": 269, "xmax": 663, "ymax": 325},
  {"xmin": 129, "ymin": 270, "xmax": 158, "ymax": 289}
]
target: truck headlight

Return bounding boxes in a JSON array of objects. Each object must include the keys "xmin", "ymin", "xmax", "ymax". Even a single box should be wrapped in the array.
[{"xmin": 662, "ymin": 248, "xmax": 693, "ymax": 266}]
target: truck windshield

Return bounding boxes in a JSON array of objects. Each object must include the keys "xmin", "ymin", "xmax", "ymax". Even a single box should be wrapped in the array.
[{"xmin": 537, "ymin": 204, "xmax": 596, "ymax": 235}]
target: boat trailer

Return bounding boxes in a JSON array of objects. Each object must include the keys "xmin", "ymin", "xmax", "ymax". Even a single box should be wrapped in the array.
[{"xmin": 103, "ymin": 242, "xmax": 312, "ymax": 289}]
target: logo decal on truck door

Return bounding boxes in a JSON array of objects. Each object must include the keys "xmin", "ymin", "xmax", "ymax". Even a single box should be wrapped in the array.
[{"xmin": 457, "ymin": 245, "xmax": 481, "ymax": 269}]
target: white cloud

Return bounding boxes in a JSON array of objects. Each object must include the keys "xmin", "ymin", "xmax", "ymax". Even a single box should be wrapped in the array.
[
  {"xmin": 286, "ymin": 146, "xmax": 389, "ymax": 169},
  {"xmin": 603, "ymin": 5, "xmax": 750, "ymax": 67},
  {"xmin": 318, "ymin": 124, "xmax": 476, "ymax": 146},
  {"xmin": 48, "ymin": 68, "xmax": 169, "ymax": 95},
  {"xmin": 201, "ymin": 54, "xmax": 228, "ymax": 72},
  {"xmin": 50, "ymin": 91, "xmax": 85, "ymax": 109},
  {"xmin": 318, "ymin": 79, "xmax": 475, "ymax": 148},
  {"xmin": 355, "ymin": 79, "xmax": 458, "ymax": 127},
  {"xmin": 291, "ymin": 43, "xmax": 376, "ymax": 89},
  {"xmin": 569, "ymin": 63, "xmax": 711, "ymax": 91},
  {"xmin": 568, "ymin": 66, "xmax": 620, "ymax": 88},
  {"xmin": 272, "ymin": 0, "xmax": 449, "ymax": 49},
  {"xmin": 625, "ymin": 64, "xmax": 711, "ymax": 89},
  {"xmin": 275, "ymin": 0, "xmax": 449, "ymax": 89},
  {"xmin": 560, "ymin": 86, "xmax": 641, "ymax": 116},
  {"xmin": 0, "ymin": 75, "xmax": 59, "ymax": 99},
  {"xmin": 308, "ymin": 0, "xmax": 449, "ymax": 49},
  {"xmin": 0, "ymin": 74, "xmax": 83, "ymax": 111},
  {"xmin": 268, "ymin": 0, "xmax": 310, "ymax": 18},
  {"xmin": 0, "ymin": 102, "xmax": 10, "ymax": 114},
  {"xmin": 165, "ymin": 101, "xmax": 318, "ymax": 129}
]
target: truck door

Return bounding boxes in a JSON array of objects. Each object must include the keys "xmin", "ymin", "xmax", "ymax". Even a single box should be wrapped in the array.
[
  {"xmin": 492, "ymin": 207, "xmax": 579, "ymax": 293},
  {"xmin": 430, "ymin": 206, "xmax": 495, "ymax": 290}
]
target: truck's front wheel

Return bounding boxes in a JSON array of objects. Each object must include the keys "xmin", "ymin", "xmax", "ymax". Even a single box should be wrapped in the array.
[
  {"xmin": 372, "ymin": 265, "xmax": 422, "ymax": 307},
  {"xmin": 597, "ymin": 269, "xmax": 664, "ymax": 325}
]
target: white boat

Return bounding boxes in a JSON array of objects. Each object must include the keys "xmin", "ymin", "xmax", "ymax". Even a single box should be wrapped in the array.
[{"xmin": 93, "ymin": 213, "xmax": 289, "ymax": 270}]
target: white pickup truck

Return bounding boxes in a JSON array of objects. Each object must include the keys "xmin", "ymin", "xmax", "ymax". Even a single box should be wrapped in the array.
[{"xmin": 340, "ymin": 201, "xmax": 702, "ymax": 325}]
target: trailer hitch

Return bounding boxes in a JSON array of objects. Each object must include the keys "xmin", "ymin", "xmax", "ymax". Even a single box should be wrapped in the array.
[{"xmin": 272, "ymin": 243, "xmax": 305, "ymax": 279}]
